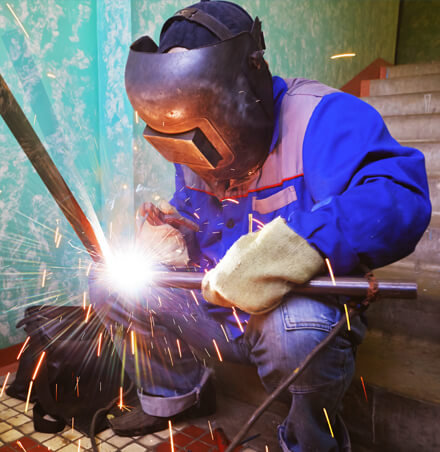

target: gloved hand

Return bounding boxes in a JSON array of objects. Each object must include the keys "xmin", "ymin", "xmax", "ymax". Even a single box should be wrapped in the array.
[
  {"xmin": 202, "ymin": 217, "xmax": 325, "ymax": 314},
  {"xmin": 136, "ymin": 200, "xmax": 196, "ymax": 266}
]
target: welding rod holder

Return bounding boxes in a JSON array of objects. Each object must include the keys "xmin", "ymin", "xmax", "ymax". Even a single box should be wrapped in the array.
[{"xmin": 152, "ymin": 272, "xmax": 417, "ymax": 299}]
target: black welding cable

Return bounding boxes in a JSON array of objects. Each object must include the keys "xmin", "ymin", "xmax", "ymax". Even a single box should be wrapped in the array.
[
  {"xmin": 225, "ymin": 308, "xmax": 356, "ymax": 452},
  {"xmin": 89, "ymin": 381, "xmax": 134, "ymax": 452}
]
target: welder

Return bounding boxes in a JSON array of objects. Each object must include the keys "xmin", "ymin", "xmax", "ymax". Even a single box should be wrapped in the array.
[{"xmin": 89, "ymin": 1, "xmax": 431, "ymax": 450}]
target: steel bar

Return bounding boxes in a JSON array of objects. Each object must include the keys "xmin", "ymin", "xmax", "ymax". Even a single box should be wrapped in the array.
[
  {"xmin": 152, "ymin": 272, "xmax": 417, "ymax": 298},
  {"xmin": 0, "ymin": 74, "xmax": 102, "ymax": 261}
]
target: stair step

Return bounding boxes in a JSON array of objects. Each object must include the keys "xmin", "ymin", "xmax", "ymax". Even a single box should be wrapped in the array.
[
  {"xmin": 368, "ymin": 266, "xmax": 440, "ymax": 342},
  {"xmin": 400, "ymin": 140, "xmax": 440, "ymax": 175},
  {"xmin": 367, "ymin": 74, "xmax": 440, "ymax": 96},
  {"xmin": 384, "ymin": 62, "xmax": 440, "ymax": 79},
  {"xmin": 362, "ymin": 91, "xmax": 440, "ymax": 116},
  {"xmin": 383, "ymin": 113, "xmax": 440, "ymax": 141}
]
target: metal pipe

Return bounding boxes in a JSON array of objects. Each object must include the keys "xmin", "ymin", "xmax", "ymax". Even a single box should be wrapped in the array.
[
  {"xmin": 0, "ymin": 74, "xmax": 102, "ymax": 261},
  {"xmin": 152, "ymin": 272, "xmax": 417, "ymax": 298}
]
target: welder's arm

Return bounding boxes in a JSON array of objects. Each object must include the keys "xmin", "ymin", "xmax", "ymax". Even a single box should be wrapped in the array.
[
  {"xmin": 202, "ymin": 217, "xmax": 325, "ymax": 314},
  {"xmin": 287, "ymin": 93, "xmax": 431, "ymax": 275},
  {"xmin": 136, "ymin": 200, "xmax": 197, "ymax": 266}
]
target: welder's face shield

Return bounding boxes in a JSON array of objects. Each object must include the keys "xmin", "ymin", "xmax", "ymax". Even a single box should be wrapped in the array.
[{"xmin": 125, "ymin": 32, "xmax": 274, "ymax": 182}]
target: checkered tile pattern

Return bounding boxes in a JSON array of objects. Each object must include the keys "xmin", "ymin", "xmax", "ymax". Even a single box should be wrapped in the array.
[{"xmin": 0, "ymin": 374, "xmax": 257, "ymax": 451}]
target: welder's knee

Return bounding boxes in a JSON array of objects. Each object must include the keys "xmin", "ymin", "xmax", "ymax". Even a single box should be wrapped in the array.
[{"xmin": 246, "ymin": 294, "xmax": 355, "ymax": 399}]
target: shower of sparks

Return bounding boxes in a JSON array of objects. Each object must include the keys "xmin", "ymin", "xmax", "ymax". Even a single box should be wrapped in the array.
[
  {"xmin": 85, "ymin": 304, "xmax": 92, "ymax": 323},
  {"xmin": 223, "ymin": 198, "xmax": 239, "ymax": 204},
  {"xmin": 16, "ymin": 441, "xmax": 26, "ymax": 452},
  {"xmin": 360, "ymin": 376, "xmax": 368, "ymax": 403},
  {"xmin": 82, "ymin": 291, "xmax": 87, "ymax": 309},
  {"xmin": 97, "ymin": 332, "xmax": 103, "ymax": 357},
  {"xmin": 17, "ymin": 336, "xmax": 30, "ymax": 359},
  {"xmin": 330, "ymin": 53, "xmax": 356, "ymax": 59},
  {"xmin": 6, "ymin": 3, "xmax": 30, "ymax": 39},
  {"xmin": 169, "ymin": 420, "xmax": 175, "ymax": 452},
  {"xmin": 208, "ymin": 420, "xmax": 214, "ymax": 440},
  {"xmin": 41, "ymin": 269, "xmax": 47, "ymax": 288},
  {"xmin": 325, "ymin": 258, "xmax": 336, "ymax": 286},
  {"xmin": 232, "ymin": 307, "xmax": 244, "ymax": 333},
  {"xmin": 25, "ymin": 380, "xmax": 33, "ymax": 413},
  {"xmin": 248, "ymin": 213, "xmax": 253, "ymax": 233},
  {"xmin": 190, "ymin": 290, "xmax": 199, "ymax": 305},
  {"xmin": 0, "ymin": 372, "xmax": 10, "ymax": 397},
  {"xmin": 32, "ymin": 351, "xmax": 46, "ymax": 381},
  {"xmin": 212, "ymin": 339, "xmax": 223, "ymax": 362},
  {"xmin": 323, "ymin": 408, "xmax": 334, "ymax": 438},
  {"xmin": 54, "ymin": 226, "xmax": 60, "ymax": 243},
  {"xmin": 55, "ymin": 233, "xmax": 62, "ymax": 248},
  {"xmin": 220, "ymin": 324, "xmax": 230, "ymax": 343},
  {"xmin": 176, "ymin": 339, "xmax": 182, "ymax": 358},
  {"xmin": 119, "ymin": 386, "xmax": 123, "ymax": 410},
  {"xmin": 344, "ymin": 304, "xmax": 351, "ymax": 331},
  {"xmin": 131, "ymin": 330, "xmax": 135, "ymax": 355}
]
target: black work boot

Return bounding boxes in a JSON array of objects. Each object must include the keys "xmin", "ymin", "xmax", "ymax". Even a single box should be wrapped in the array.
[{"xmin": 108, "ymin": 379, "xmax": 216, "ymax": 437}]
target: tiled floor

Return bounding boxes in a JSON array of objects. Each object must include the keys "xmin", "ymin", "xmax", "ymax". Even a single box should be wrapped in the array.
[{"xmin": 0, "ymin": 373, "xmax": 264, "ymax": 451}]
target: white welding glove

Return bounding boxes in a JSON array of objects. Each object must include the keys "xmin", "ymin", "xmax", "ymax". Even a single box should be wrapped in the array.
[
  {"xmin": 136, "ymin": 200, "xmax": 190, "ymax": 267},
  {"xmin": 202, "ymin": 217, "xmax": 325, "ymax": 314}
]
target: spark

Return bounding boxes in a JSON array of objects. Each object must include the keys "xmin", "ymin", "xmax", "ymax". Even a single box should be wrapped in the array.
[
  {"xmin": 131, "ymin": 330, "xmax": 135, "ymax": 355},
  {"xmin": 344, "ymin": 304, "xmax": 351, "ymax": 331},
  {"xmin": 119, "ymin": 386, "xmax": 123, "ymax": 410},
  {"xmin": 25, "ymin": 380, "xmax": 33, "ymax": 413},
  {"xmin": 54, "ymin": 226, "xmax": 60, "ymax": 244},
  {"xmin": 325, "ymin": 258, "xmax": 336, "ymax": 286},
  {"xmin": 0, "ymin": 372, "xmax": 10, "ymax": 397},
  {"xmin": 176, "ymin": 339, "xmax": 182, "ymax": 358},
  {"xmin": 72, "ymin": 417, "xmax": 75, "ymax": 431},
  {"xmin": 16, "ymin": 441, "xmax": 26, "ymax": 452},
  {"xmin": 252, "ymin": 218, "xmax": 265, "ymax": 228},
  {"xmin": 220, "ymin": 324, "xmax": 230, "ymax": 343},
  {"xmin": 85, "ymin": 304, "xmax": 92, "ymax": 323},
  {"xmin": 41, "ymin": 269, "xmax": 47, "ymax": 288},
  {"xmin": 97, "ymin": 332, "xmax": 103, "ymax": 357},
  {"xmin": 17, "ymin": 336, "xmax": 30, "ymax": 359},
  {"xmin": 33, "ymin": 114, "xmax": 36, "ymax": 125},
  {"xmin": 167, "ymin": 347, "xmax": 174, "ymax": 366},
  {"xmin": 82, "ymin": 291, "xmax": 87, "ymax": 309},
  {"xmin": 6, "ymin": 3, "xmax": 30, "ymax": 39},
  {"xmin": 232, "ymin": 307, "xmax": 244, "ymax": 333},
  {"xmin": 212, "ymin": 339, "xmax": 223, "ymax": 362},
  {"xmin": 193, "ymin": 212, "xmax": 200, "ymax": 220},
  {"xmin": 360, "ymin": 376, "xmax": 368, "ymax": 403},
  {"xmin": 169, "ymin": 420, "xmax": 175, "ymax": 452},
  {"xmin": 32, "ymin": 351, "xmax": 46, "ymax": 380},
  {"xmin": 47, "ymin": 72, "xmax": 56, "ymax": 79},
  {"xmin": 135, "ymin": 110, "xmax": 139, "ymax": 124},
  {"xmin": 77, "ymin": 439, "xmax": 81, "ymax": 452},
  {"xmin": 86, "ymin": 262, "xmax": 92, "ymax": 276},
  {"xmin": 76, "ymin": 377, "xmax": 79, "ymax": 397},
  {"xmin": 55, "ymin": 383, "xmax": 57, "ymax": 401},
  {"xmin": 223, "ymin": 198, "xmax": 239, "ymax": 204},
  {"xmin": 208, "ymin": 420, "xmax": 214, "ymax": 440},
  {"xmin": 323, "ymin": 408, "xmax": 334, "ymax": 438},
  {"xmin": 265, "ymin": 446, "xmax": 269, "ymax": 452},
  {"xmin": 330, "ymin": 53, "xmax": 356, "ymax": 59},
  {"xmin": 55, "ymin": 233, "xmax": 62, "ymax": 248},
  {"xmin": 190, "ymin": 290, "xmax": 199, "ymax": 305},
  {"xmin": 248, "ymin": 213, "xmax": 253, "ymax": 233},
  {"xmin": 78, "ymin": 258, "xmax": 82, "ymax": 270}
]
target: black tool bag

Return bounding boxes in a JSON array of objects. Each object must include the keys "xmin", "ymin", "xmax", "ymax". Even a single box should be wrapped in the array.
[{"xmin": 7, "ymin": 304, "xmax": 129, "ymax": 436}]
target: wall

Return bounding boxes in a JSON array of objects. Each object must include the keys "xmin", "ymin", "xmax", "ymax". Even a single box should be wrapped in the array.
[
  {"xmin": 396, "ymin": 0, "xmax": 440, "ymax": 64},
  {"xmin": 0, "ymin": 0, "xmax": 401, "ymax": 349}
]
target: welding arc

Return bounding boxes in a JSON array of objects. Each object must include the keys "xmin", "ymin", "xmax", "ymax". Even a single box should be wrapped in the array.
[{"xmin": 0, "ymin": 74, "xmax": 102, "ymax": 262}]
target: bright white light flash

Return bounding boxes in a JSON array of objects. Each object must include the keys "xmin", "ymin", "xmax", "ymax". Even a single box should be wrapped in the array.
[{"xmin": 105, "ymin": 246, "xmax": 153, "ymax": 295}]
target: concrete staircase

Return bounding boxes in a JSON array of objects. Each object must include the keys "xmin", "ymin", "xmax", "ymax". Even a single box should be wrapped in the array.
[{"xmin": 342, "ymin": 61, "xmax": 440, "ymax": 451}]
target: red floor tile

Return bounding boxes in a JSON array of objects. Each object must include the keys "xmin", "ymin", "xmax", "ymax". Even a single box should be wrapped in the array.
[
  {"xmin": 9, "ymin": 437, "xmax": 40, "ymax": 451},
  {"xmin": 182, "ymin": 425, "xmax": 205, "ymax": 439},
  {"xmin": 185, "ymin": 441, "xmax": 212, "ymax": 452},
  {"xmin": 173, "ymin": 432, "xmax": 194, "ymax": 447},
  {"xmin": 200, "ymin": 432, "xmax": 217, "ymax": 445},
  {"xmin": 0, "ymin": 446, "xmax": 14, "ymax": 452}
]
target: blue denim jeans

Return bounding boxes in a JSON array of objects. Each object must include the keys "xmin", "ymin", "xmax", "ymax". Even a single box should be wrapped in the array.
[{"xmin": 89, "ymin": 271, "xmax": 366, "ymax": 452}]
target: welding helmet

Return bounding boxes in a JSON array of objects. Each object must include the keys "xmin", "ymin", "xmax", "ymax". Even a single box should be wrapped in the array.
[{"xmin": 125, "ymin": 0, "xmax": 274, "ymax": 182}]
